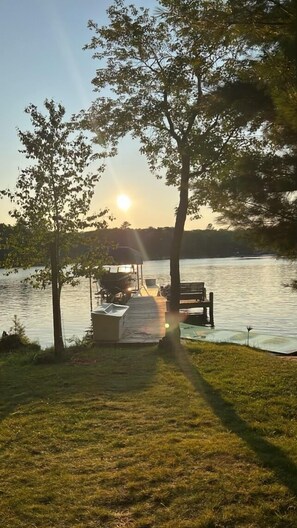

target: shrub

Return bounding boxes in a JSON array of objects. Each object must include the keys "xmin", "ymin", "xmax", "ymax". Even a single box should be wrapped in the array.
[{"xmin": 0, "ymin": 315, "xmax": 40, "ymax": 352}]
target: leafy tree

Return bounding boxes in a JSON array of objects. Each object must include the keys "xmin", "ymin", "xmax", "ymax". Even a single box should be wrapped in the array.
[
  {"xmin": 84, "ymin": 0, "xmax": 251, "ymax": 341},
  {"xmin": 120, "ymin": 221, "xmax": 132, "ymax": 229},
  {"xmin": 1, "ymin": 100, "xmax": 110, "ymax": 356},
  {"xmin": 166, "ymin": 0, "xmax": 297, "ymax": 129},
  {"xmin": 226, "ymin": 0, "xmax": 297, "ymax": 131},
  {"xmin": 190, "ymin": 0, "xmax": 297, "ymax": 261}
]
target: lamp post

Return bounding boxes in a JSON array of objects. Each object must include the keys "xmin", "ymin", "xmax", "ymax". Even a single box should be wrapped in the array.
[{"xmin": 247, "ymin": 325, "xmax": 253, "ymax": 346}]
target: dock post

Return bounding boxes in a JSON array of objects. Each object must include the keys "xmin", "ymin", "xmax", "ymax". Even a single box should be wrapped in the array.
[{"xmin": 209, "ymin": 292, "xmax": 214, "ymax": 327}]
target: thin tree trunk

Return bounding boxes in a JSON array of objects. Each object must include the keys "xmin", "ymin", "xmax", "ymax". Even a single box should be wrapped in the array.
[{"xmin": 50, "ymin": 241, "xmax": 64, "ymax": 357}]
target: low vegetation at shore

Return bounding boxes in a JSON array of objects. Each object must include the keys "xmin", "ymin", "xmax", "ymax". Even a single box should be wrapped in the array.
[{"xmin": 1, "ymin": 343, "xmax": 297, "ymax": 527}]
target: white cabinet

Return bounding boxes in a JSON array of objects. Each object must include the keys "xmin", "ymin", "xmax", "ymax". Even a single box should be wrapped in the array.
[{"xmin": 91, "ymin": 303, "xmax": 129, "ymax": 342}]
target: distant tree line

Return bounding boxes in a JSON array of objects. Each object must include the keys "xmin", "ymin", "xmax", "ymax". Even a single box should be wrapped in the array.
[
  {"xmin": 0, "ymin": 223, "xmax": 14, "ymax": 263},
  {"xmin": 94, "ymin": 227, "xmax": 262, "ymax": 260},
  {"xmin": 67, "ymin": 226, "xmax": 261, "ymax": 262},
  {"xmin": 0, "ymin": 223, "xmax": 269, "ymax": 266}
]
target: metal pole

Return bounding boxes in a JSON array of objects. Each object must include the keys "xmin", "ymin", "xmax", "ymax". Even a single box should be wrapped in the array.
[{"xmin": 89, "ymin": 274, "xmax": 93, "ymax": 312}]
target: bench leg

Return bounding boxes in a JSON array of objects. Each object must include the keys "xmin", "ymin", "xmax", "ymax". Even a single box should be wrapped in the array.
[{"xmin": 209, "ymin": 292, "xmax": 214, "ymax": 327}]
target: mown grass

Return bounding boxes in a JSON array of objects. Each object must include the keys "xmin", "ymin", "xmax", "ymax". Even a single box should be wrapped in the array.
[{"xmin": 0, "ymin": 342, "xmax": 297, "ymax": 527}]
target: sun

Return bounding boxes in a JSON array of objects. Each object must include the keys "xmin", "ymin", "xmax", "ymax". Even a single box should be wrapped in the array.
[{"xmin": 117, "ymin": 194, "xmax": 132, "ymax": 212}]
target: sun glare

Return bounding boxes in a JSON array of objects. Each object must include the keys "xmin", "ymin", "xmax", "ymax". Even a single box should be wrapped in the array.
[{"xmin": 117, "ymin": 194, "xmax": 132, "ymax": 212}]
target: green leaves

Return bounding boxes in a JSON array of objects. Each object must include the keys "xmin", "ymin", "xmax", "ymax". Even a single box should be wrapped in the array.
[
  {"xmin": 195, "ymin": 0, "xmax": 297, "ymax": 258},
  {"xmin": 1, "ymin": 99, "xmax": 111, "ymax": 287},
  {"xmin": 85, "ymin": 0, "xmax": 250, "ymax": 188}
]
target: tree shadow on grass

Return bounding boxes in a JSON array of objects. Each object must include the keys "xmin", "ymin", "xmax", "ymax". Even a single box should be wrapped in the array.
[
  {"xmin": 170, "ymin": 343, "xmax": 297, "ymax": 498},
  {"xmin": 0, "ymin": 346, "xmax": 159, "ymax": 423}
]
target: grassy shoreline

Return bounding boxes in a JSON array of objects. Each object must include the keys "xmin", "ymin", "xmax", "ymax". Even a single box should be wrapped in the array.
[{"xmin": 1, "ymin": 343, "xmax": 297, "ymax": 527}]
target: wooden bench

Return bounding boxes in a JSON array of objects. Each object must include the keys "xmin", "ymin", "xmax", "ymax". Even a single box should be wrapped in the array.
[
  {"xmin": 180, "ymin": 282, "xmax": 206, "ymax": 301},
  {"xmin": 164, "ymin": 282, "xmax": 214, "ymax": 327}
]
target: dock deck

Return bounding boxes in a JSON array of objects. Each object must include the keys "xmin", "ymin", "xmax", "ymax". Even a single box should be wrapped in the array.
[{"xmin": 119, "ymin": 296, "xmax": 166, "ymax": 344}]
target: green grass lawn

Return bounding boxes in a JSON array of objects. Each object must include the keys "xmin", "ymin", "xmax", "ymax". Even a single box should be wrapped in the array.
[{"xmin": 1, "ymin": 342, "xmax": 297, "ymax": 527}]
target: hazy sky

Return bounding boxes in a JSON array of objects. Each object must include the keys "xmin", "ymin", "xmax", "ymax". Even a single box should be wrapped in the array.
[{"xmin": 0, "ymin": 0, "xmax": 215, "ymax": 229}]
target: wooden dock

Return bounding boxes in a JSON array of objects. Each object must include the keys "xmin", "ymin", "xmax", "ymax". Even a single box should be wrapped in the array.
[
  {"xmin": 119, "ymin": 296, "xmax": 166, "ymax": 344},
  {"xmin": 93, "ymin": 282, "xmax": 214, "ymax": 344}
]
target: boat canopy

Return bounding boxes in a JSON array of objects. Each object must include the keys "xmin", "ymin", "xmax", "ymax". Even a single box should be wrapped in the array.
[{"xmin": 109, "ymin": 246, "xmax": 143, "ymax": 265}]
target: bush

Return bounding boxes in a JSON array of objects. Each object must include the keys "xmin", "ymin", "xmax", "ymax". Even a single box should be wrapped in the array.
[{"xmin": 0, "ymin": 315, "xmax": 40, "ymax": 353}]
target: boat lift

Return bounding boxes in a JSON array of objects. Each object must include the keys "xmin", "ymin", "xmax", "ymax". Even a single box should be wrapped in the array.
[{"xmin": 99, "ymin": 246, "xmax": 144, "ymax": 303}]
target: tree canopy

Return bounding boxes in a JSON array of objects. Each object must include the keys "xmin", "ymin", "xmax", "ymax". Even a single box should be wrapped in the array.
[{"xmin": 191, "ymin": 0, "xmax": 297, "ymax": 258}]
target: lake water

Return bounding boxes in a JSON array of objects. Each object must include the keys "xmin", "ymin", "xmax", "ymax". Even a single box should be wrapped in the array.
[{"xmin": 0, "ymin": 256, "xmax": 296, "ymax": 348}]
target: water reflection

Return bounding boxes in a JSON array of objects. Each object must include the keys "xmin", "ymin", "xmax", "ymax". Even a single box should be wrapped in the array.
[
  {"xmin": 0, "ymin": 257, "xmax": 296, "ymax": 348},
  {"xmin": 144, "ymin": 256, "xmax": 297, "ymax": 338},
  {"xmin": 0, "ymin": 269, "xmax": 92, "ymax": 348}
]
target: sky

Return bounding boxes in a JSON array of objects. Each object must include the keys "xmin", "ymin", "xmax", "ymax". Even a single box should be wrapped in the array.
[{"xmin": 0, "ymin": 0, "xmax": 216, "ymax": 230}]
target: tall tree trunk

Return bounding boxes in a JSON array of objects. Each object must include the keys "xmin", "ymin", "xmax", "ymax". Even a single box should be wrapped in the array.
[
  {"xmin": 165, "ymin": 153, "xmax": 190, "ymax": 345},
  {"xmin": 170, "ymin": 153, "xmax": 190, "ymax": 309},
  {"xmin": 50, "ymin": 241, "xmax": 64, "ymax": 357}
]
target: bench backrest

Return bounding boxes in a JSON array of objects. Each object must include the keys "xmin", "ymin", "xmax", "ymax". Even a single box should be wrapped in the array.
[
  {"xmin": 163, "ymin": 282, "xmax": 206, "ymax": 300},
  {"xmin": 180, "ymin": 282, "xmax": 204, "ymax": 293}
]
